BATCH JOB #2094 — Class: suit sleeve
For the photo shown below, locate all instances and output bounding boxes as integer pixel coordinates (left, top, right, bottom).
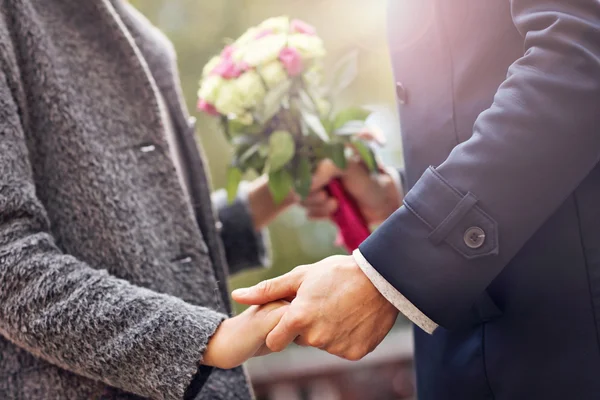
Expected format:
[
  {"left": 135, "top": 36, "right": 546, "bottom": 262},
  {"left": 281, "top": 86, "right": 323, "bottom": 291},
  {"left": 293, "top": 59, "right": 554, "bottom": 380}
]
[
  {"left": 0, "top": 70, "right": 225, "bottom": 400},
  {"left": 359, "top": 0, "right": 600, "bottom": 329}
]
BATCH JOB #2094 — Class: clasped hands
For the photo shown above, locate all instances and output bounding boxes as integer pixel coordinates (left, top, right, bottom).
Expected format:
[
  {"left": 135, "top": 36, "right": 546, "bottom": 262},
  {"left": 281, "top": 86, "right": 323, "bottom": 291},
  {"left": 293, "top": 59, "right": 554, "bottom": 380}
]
[
  {"left": 203, "top": 255, "right": 399, "bottom": 369},
  {"left": 203, "top": 158, "right": 402, "bottom": 369}
]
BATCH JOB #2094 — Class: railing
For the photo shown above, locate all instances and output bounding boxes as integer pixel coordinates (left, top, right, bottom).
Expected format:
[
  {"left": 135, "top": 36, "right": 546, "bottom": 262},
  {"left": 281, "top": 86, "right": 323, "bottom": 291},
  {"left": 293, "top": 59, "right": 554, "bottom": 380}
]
[{"left": 247, "top": 326, "right": 415, "bottom": 400}]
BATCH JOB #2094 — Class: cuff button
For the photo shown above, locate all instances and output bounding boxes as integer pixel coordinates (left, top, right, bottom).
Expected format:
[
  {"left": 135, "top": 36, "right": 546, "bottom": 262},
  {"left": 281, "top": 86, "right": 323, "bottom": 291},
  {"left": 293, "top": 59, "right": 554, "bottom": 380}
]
[{"left": 464, "top": 226, "right": 486, "bottom": 249}]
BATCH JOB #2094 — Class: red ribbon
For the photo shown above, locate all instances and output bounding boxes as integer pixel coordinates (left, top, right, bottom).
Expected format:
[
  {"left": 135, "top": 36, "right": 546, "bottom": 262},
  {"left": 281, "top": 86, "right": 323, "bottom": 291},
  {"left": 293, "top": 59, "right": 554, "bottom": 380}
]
[{"left": 325, "top": 178, "right": 371, "bottom": 253}]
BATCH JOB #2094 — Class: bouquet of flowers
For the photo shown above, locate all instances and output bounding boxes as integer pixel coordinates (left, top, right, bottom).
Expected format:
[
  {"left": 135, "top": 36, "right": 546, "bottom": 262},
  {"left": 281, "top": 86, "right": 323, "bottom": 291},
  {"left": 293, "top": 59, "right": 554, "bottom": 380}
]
[{"left": 197, "top": 16, "right": 380, "bottom": 251}]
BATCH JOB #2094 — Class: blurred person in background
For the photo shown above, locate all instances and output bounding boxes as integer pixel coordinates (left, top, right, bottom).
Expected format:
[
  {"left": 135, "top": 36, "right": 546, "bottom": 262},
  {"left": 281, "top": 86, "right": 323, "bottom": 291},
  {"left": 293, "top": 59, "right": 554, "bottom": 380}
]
[
  {"left": 0, "top": 0, "right": 339, "bottom": 399},
  {"left": 234, "top": 1, "right": 600, "bottom": 399}
]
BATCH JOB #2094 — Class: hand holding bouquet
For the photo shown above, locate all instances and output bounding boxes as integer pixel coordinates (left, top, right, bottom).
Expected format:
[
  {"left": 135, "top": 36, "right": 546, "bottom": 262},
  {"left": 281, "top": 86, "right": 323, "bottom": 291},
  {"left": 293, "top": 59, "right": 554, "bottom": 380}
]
[{"left": 198, "top": 16, "right": 382, "bottom": 251}]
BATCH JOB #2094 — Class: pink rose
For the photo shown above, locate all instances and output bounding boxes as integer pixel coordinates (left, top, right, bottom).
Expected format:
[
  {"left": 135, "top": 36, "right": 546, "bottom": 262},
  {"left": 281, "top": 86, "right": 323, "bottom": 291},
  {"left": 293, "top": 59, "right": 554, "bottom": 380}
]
[
  {"left": 279, "top": 47, "right": 303, "bottom": 77},
  {"left": 255, "top": 28, "right": 273, "bottom": 40},
  {"left": 238, "top": 61, "right": 251, "bottom": 72},
  {"left": 197, "top": 99, "right": 219, "bottom": 116},
  {"left": 211, "top": 58, "right": 242, "bottom": 79},
  {"left": 220, "top": 45, "right": 235, "bottom": 60},
  {"left": 290, "top": 19, "right": 316, "bottom": 36}
]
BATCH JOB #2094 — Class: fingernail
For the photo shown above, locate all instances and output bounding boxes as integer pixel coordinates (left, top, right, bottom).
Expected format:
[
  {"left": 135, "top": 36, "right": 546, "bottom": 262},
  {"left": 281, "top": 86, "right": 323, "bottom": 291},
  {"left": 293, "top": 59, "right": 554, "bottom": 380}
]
[{"left": 232, "top": 288, "right": 249, "bottom": 297}]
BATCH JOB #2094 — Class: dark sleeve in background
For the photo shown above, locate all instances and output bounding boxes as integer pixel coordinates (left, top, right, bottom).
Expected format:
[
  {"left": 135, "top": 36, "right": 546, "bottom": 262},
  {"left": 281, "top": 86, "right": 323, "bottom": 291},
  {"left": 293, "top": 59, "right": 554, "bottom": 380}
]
[{"left": 212, "top": 182, "right": 271, "bottom": 275}]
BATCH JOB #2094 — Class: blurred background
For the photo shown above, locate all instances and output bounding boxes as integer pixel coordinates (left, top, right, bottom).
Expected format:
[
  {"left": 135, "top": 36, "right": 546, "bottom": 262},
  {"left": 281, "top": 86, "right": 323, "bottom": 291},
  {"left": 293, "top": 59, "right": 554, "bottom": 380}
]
[{"left": 130, "top": 1, "right": 413, "bottom": 398}]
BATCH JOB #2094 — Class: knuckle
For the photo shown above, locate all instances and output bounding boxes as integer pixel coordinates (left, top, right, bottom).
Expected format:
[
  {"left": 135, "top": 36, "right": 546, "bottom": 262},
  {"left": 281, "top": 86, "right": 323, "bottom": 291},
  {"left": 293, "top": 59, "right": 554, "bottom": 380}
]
[
  {"left": 306, "top": 334, "right": 326, "bottom": 349},
  {"left": 287, "top": 316, "right": 304, "bottom": 331},
  {"left": 287, "top": 310, "right": 310, "bottom": 330},
  {"left": 343, "top": 347, "right": 367, "bottom": 361},
  {"left": 257, "top": 279, "right": 272, "bottom": 296},
  {"left": 294, "top": 264, "right": 310, "bottom": 275},
  {"left": 266, "top": 337, "right": 284, "bottom": 353}
]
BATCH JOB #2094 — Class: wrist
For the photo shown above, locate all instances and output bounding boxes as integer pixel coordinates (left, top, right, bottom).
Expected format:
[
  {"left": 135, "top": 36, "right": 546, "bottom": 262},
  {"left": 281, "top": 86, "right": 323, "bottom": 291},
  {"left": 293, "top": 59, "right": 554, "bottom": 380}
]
[
  {"left": 201, "top": 318, "right": 236, "bottom": 369},
  {"left": 248, "top": 176, "right": 296, "bottom": 230}
]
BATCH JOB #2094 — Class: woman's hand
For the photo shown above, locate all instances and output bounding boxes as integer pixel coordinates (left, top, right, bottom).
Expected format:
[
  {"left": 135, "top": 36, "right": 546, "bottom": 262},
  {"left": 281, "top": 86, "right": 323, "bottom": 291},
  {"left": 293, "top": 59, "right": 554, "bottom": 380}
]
[{"left": 201, "top": 301, "right": 290, "bottom": 369}]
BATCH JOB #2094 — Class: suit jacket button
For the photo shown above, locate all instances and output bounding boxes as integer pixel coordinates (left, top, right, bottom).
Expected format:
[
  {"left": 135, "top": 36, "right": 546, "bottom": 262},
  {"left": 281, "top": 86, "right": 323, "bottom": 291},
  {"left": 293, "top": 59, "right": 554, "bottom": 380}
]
[
  {"left": 396, "top": 82, "right": 408, "bottom": 105},
  {"left": 464, "top": 227, "right": 486, "bottom": 249}
]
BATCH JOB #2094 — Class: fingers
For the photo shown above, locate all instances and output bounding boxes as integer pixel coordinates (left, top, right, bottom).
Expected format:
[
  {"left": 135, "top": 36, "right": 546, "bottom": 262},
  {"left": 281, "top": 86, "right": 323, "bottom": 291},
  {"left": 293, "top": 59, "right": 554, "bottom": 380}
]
[
  {"left": 356, "top": 126, "right": 386, "bottom": 146},
  {"left": 254, "top": 301, "right": 290, "bottom": 337},
  {"left": 311, "top": 159, "right": 343, "bottom": 191},
  {"left": 232, "top": 266, "right": 307, "bottom": 305},
  {"left": 248, "top": 301, "right": 290, "bottom": 358},
  {"left": 301, "top": 190, "right": 338, "bottom": 220},
  {"left": 265, "top": 308, "right": 305, "bottom": 352}
]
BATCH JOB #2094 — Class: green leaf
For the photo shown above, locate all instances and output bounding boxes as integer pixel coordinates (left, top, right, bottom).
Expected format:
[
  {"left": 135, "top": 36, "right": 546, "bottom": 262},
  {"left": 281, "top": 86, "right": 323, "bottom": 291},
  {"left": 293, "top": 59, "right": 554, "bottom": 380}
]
[
  {"left": 333, "top": 107, "right": 371, "bottom": 131},
  {"left": 294, "top": 157, "right": 312, "bottom": 199},
  {"left": 334, "top": 120, "right": 367, "bottom": 136},
  {"left": 225, "top": 119, "right": 263, "bottom": 141},
  {"left": 227, "top": 118, "right": 248, "bottom": 135},
  {"left": 226, "top": 166, "right": 243, "bottom": 203},
  {"left": 268, "top": 169, "right": 294, "bottom": 205},
  {"left": 329, "top": 142, "right": 347, "bottom": 170},
  {"left": 238, "top": 143, "right": 261, "bottom": 163},
  {"left": 244, "top": 152, "right": 266, "bottom": 175},
  {"left": 301, "top": 108, "right": 330, "bottom": 143},
  {"left": 352, "top": 140, "right": 377, "bottom": 173},
  {"left": 268, "top": 130, "right": 295, "bottom": 173},
  {"left": 330, "top": 49, "right": 359, "bottom": 96},
  {"left": 321, "top": 117, "right": 334, "bottom": 134}
]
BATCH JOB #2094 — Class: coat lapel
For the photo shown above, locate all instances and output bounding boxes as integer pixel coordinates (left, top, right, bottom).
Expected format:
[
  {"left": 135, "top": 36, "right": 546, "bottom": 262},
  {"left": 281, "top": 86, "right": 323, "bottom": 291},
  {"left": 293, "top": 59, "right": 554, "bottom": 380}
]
[{"left": 110, "top": 0, "right": 233, "bottom": 312}]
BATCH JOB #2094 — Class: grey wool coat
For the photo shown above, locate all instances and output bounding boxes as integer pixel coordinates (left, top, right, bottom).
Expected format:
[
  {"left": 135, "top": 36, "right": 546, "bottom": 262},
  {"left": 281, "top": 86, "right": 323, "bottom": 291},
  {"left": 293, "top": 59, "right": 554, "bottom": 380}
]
[{"left": 0, "top": 0, "right": 266, "bottom": 399}]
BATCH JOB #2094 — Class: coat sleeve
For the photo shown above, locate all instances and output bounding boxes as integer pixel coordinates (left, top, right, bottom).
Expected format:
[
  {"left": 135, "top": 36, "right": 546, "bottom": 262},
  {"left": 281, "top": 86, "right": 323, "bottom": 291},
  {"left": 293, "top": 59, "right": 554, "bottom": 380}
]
[
  {"left": 212, "top": 183, "right": 271, "bottom": 275},
  {"left": 359, "top": 0, "right": 600, "bottom": 329},
  {"left": 0, "top": 70, "right": 224, "bottom": 400}
]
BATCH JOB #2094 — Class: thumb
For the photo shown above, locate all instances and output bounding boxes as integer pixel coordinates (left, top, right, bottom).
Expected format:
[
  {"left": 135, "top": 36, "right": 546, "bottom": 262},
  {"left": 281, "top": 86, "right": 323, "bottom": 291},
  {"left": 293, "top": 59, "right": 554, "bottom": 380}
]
[{"left": 232, "top": 266, "right": 307, "bottom": 305}]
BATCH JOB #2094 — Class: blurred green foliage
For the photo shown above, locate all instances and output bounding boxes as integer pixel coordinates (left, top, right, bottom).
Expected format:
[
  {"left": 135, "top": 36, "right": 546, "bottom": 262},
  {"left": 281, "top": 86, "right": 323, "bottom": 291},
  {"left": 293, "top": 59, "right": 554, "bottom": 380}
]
[{"left": 130, "top": 0, "right": 401, "bottom": 312}]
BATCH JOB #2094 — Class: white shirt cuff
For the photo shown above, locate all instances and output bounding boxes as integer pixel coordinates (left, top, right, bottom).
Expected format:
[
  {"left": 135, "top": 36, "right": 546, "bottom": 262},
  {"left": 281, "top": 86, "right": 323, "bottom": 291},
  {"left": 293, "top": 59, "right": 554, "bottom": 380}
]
[{"left": 353, "top": 249, "right": 438, "bottom": 334}]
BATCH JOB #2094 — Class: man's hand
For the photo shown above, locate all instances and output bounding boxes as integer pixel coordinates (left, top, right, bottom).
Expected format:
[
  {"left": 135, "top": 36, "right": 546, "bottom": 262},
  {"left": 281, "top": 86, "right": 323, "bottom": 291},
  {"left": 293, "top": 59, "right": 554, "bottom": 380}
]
[
  {"left": 202, "top": 301, "right": 289, "bottom": 369},
  {"left": 303, "top": 158, "right": 402, "bottom": 225},
  {"left": 231, "top": 255, "right": 399, "bottom": 360}
]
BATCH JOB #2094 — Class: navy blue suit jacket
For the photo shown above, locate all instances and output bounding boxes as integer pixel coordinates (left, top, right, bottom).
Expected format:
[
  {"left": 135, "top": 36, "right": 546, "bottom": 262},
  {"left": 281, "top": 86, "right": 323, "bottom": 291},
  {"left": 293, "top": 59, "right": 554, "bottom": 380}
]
[{"left": 359, "top": 0, "right": 600, "bottom": 398}]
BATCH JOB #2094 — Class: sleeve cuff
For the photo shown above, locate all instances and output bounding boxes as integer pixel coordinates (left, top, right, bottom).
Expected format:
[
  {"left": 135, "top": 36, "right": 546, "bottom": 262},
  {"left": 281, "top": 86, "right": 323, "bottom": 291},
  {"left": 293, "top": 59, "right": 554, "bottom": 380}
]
[
  {"left": 184, "top": 365, "right": 213, "bottom": 400},
  {"left": 353, "top": 248, "right": 438, "bottom": 334},
  {"left": 212, "top": 182, "right": 272, "bottom": 275}
]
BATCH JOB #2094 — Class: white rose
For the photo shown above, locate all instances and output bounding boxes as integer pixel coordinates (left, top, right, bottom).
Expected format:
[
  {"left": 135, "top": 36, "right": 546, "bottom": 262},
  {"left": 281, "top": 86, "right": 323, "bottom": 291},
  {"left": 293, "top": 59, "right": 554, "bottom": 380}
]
[
  {"left": 259, "top": 60, "right": 288, "bottom": 88},
  {"left": 303, "top": 63, "right": 325, "bottom": 87},
  {"left": 202, "top": 56, "right": 221, "bottom": 77},
  {"left": 214, "top": 81, "right": 245, "bottom": 116},
  {"left": 240, "top": 34, "right": 287, "bottom": 67},
  {"left": 288, "top": 34, "right": 326, "bottom": 59},
  {"left": 234, "top": 70, "right": 266, "bottom": 109},
  {"left": 258, "top": 16, "right": 290, "bottom": 33},
  {"left": 234, "top": 27, "right": 259, "bottom": 47},
  {"left": 198, "top": 75, "right": 224, "bottom": 104}
]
